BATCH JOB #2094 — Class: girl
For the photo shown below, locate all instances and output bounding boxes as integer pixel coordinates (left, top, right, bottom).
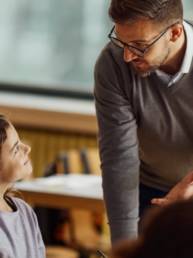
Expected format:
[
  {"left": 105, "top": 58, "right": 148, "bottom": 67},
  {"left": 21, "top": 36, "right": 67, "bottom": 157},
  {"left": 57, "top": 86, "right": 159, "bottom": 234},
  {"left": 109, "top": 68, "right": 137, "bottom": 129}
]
[{"left": 0, "top": 114, "right": 45, "bottom": 258}]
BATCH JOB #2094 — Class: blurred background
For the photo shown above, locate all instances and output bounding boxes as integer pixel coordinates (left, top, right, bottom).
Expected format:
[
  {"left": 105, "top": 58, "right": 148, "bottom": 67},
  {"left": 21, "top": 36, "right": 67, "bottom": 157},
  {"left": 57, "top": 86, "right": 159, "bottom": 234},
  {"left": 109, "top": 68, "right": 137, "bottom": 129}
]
[
  {"left": 0, "top": 0, "right": 192, "bottom": 96},
  {"left": 0, "top": 0, "right": 110, "bottom": 96}
]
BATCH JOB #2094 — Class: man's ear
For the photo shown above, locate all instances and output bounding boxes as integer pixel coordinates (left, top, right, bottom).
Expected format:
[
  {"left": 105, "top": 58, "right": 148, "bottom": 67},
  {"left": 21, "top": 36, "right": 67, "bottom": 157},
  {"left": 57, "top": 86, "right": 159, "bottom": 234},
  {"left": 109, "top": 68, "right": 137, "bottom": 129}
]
[{"left": 169, "top": 23, "right": 183, "bottom": 42}]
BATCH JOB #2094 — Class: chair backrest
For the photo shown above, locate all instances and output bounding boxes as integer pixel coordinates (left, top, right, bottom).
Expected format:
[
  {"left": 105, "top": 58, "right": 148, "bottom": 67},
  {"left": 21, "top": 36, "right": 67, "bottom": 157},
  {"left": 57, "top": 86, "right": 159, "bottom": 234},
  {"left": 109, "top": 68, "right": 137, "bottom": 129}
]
[{"left": 46, "top": 246, "right": 79, "bottom": 258}]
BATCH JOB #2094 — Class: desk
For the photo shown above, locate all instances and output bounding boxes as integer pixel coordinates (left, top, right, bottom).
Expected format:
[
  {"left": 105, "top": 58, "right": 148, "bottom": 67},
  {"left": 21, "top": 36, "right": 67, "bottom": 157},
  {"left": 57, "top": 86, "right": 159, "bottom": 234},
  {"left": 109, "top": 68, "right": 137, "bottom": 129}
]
[{"left": 16, "top": 175, "right": 104, "bottom": 212}]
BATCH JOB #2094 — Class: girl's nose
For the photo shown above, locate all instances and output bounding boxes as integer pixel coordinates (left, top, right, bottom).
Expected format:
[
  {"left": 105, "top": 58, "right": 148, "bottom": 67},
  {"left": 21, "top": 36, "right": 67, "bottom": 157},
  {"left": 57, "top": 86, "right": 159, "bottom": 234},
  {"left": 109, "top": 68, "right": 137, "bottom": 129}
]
[
  {"left": 24, "top": 144, "right": 31, "bottom": 154},
  {"left": 123, "top": 47, "right": 138, "bottom": 62}
]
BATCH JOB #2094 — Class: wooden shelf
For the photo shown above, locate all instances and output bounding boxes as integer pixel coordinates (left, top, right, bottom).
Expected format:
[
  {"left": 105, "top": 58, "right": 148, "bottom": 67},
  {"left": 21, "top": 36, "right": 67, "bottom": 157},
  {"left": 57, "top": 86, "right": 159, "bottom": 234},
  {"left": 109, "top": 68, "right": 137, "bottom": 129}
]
[{"left": 0, "top": 92, "right": 98, "bottom": 134}]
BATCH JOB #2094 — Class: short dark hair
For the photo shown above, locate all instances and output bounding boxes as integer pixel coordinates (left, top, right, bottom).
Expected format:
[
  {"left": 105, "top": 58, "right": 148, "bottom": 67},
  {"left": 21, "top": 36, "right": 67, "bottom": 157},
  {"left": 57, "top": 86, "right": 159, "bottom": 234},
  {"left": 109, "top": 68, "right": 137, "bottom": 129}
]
[
  {"left": 109, "top": 0, "right": 183, "bottom": 26},
  {"left": 141, "top": 199, "right": 193, "bottom": 258},
  {"left": 111, "top": 199, "right": 193, "bottom": 258}
]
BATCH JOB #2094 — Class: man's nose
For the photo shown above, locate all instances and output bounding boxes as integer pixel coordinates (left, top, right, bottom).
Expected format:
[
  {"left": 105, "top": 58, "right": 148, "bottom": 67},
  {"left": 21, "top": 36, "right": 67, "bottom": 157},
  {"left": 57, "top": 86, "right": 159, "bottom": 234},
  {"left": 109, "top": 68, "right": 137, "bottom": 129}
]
[{"left": 123, "top": 47, "right": 138, "bottom": 62}]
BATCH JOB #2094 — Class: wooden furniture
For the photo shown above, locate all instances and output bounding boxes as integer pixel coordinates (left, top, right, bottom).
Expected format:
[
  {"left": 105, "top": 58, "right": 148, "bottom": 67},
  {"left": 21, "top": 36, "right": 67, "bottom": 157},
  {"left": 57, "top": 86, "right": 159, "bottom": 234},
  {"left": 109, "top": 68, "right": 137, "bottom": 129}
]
[
  {"left": 46, "top": 246, "right": 79, "bottom": 258},
  {"left": 16, "top": 175, "right": 104, "bottom": 212},
  {"left": 16, "top": 174, "right": 109, "bottom": 255}
]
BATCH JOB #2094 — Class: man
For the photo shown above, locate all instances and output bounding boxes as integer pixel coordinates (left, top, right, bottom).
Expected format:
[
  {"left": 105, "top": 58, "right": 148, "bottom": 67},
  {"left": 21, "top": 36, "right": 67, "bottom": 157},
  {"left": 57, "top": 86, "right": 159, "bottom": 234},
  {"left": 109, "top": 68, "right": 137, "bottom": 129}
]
[{"left": 94, "top": 0, "right": 193, "bottom": 243}]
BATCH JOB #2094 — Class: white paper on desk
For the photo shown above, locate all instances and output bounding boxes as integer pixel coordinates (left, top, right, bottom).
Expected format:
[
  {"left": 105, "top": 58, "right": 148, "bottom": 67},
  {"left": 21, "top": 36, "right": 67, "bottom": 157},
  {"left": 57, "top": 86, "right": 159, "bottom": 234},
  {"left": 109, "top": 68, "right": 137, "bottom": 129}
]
[
  {"left": 16, "top": 175, "right": 103, "bottom": 199},
  {"left": 35, "top": 175, "right": 102, "bottom": 188}
]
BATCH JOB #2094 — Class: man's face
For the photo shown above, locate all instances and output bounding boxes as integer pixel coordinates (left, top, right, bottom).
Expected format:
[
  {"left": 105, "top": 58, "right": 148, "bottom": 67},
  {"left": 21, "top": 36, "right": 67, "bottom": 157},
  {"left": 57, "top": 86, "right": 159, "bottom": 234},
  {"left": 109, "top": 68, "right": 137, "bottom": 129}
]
[{"left": 115, "top": 20, "right": 173, "bottom": 77}]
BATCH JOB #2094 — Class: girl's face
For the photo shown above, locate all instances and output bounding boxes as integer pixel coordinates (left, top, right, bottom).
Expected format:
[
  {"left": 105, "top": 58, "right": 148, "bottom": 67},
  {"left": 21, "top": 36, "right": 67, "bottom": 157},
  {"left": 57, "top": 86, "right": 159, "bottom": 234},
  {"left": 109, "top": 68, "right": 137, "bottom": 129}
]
[{"left": 0, "top": 124, "right": 32, "bottom": 183}]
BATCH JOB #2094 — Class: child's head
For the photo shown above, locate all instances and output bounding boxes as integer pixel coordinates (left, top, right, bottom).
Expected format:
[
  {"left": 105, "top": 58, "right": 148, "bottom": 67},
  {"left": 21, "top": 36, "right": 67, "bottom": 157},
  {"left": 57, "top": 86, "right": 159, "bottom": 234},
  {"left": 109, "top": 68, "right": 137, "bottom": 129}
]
[
  {"left": 110, "top": 238, "right": 143, "bottom": 258},
  {"left": 111, "top": 199, "right": 193, "bottom": 258},
  {"left": 0, "top": 114, "right": 32, "bottom": 184},
  {"left": 141, "top": 199, "right": 193, "bottom": 258}
]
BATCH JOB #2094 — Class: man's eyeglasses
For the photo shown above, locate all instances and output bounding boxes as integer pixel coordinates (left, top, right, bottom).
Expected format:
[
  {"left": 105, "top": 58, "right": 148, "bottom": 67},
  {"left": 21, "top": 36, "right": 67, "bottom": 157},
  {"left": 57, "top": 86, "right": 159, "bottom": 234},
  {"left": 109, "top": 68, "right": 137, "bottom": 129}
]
[{"left": 108, "top": 22, "right": 179, "bottom": 57}]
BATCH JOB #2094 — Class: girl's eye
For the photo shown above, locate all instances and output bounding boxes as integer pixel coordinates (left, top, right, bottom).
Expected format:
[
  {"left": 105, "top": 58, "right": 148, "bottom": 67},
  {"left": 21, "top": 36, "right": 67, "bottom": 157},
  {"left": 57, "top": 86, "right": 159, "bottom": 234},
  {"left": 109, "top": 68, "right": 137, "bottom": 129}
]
[{"left": 14, "top": 145, "right": 20, "bottom": 154}]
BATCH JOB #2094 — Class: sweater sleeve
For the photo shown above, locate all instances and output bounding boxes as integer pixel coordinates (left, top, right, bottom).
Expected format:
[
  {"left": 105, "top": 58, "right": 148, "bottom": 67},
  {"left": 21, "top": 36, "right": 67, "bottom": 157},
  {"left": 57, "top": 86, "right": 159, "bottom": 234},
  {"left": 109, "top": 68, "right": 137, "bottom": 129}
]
[
  {"left": 94, "top": 45, "right": 140, "bottom": 244},
  {"left": 30, "top": 207, "right": 46, "bottom": 258}
]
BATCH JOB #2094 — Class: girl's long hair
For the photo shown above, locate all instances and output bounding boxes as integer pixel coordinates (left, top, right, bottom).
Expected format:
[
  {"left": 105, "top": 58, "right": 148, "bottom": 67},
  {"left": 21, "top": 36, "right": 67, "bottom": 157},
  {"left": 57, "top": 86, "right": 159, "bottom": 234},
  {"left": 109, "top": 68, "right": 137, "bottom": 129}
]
[{"left": 0, "top": 114, "right": 21, "bottom": 199}]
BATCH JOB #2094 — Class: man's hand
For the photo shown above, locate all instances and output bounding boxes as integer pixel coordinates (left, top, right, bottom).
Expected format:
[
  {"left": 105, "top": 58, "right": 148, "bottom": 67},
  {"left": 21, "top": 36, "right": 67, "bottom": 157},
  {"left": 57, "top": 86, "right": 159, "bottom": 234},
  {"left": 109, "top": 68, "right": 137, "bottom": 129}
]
[{"left": 151, "top": 171, "right": 193, "bottom": 206}]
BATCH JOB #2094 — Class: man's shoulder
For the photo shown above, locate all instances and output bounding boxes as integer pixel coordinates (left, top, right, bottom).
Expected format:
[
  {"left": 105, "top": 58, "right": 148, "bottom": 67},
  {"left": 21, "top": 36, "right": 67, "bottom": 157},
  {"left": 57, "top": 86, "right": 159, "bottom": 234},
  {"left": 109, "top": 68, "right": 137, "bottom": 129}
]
[
  {"left": 95, "top": 42, "right": 127, "bottom": 70},
  {"left": 95, "top": 42, "right": 134, "bottom": 83},
  {"left": 99, "top": 42, "right": 122, "bottom": 58}
]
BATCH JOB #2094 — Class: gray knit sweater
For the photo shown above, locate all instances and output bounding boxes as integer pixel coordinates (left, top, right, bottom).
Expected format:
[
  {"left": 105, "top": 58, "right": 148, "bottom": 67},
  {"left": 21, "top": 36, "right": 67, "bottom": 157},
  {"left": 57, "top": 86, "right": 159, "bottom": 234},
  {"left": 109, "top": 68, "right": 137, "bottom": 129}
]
[
  {"left": 0, "top": 197, "right": 45, "bottom": 258},
  {"left": 94, "top": 21, "right": 193, "bottom": 243}
]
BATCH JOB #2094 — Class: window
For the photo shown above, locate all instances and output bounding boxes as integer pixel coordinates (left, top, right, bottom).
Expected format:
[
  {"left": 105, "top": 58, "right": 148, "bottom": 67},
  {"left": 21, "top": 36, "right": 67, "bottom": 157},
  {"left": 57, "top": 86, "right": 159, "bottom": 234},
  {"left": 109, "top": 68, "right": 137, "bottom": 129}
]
[
  {"left": 0, "top": 0, "right": 192, "bottom": 98},
  {"left": 184, "top": 0, "right": 193, "bottom": 20},
  {"left": 0, "top": 0, "right": 110, "bottom": 97}
]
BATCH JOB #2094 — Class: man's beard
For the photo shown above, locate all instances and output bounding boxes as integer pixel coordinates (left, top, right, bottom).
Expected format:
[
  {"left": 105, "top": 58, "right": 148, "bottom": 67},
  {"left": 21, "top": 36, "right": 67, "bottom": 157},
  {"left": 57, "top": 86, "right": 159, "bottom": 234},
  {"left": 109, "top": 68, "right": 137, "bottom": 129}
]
[
  {"left": 131, "top": 63, "right": 159, "bottom": 77},
  {"left": 135, "top": 65, "right": 158, "bottom": 77},
  {"left": 132, "top": 48, "right": 170, "bottom": 78}
]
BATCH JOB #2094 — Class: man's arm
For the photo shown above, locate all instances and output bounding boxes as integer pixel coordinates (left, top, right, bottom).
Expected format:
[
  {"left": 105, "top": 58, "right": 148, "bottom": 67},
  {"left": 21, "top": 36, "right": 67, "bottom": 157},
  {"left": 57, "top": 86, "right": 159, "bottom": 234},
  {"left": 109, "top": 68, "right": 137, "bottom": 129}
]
[{"left": 94, "top": 45, "right": 140, "bottom": 243}]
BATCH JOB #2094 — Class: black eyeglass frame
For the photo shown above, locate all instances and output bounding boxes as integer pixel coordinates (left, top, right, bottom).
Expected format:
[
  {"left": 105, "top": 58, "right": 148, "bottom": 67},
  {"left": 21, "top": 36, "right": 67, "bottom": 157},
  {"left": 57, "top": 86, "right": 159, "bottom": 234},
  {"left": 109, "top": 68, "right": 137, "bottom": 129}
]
[{"left": 108, "top": 22, "right": 179, "bottom": 57}]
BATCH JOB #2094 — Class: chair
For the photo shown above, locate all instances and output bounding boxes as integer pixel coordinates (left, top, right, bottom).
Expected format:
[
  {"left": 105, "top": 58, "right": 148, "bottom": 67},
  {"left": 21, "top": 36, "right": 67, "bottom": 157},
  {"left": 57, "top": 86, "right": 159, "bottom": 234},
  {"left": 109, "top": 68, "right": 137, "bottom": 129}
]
[
  {"left": 46, "top": 246, "right": 78, "bottom": 258},
  {"left": 35, "top": 148, "right": 109, "bottom": 257}
]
